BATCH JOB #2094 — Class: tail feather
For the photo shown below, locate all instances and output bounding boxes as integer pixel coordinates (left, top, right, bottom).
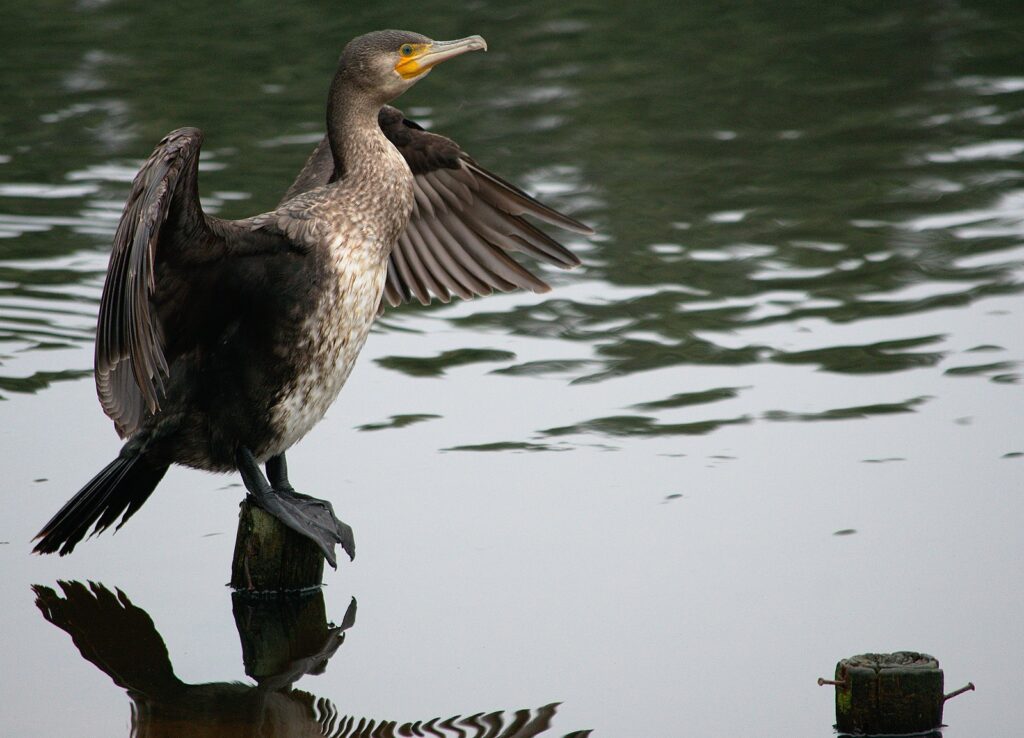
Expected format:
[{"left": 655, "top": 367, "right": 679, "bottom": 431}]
[{"left": 33, "top": 453, "right": 168, "bottom": 556}]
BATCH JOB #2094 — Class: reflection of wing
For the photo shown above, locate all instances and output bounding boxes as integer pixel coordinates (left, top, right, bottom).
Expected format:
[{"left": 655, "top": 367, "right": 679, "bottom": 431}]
[
  {"left": 311, "top": 701, "right": 587, "bottom": 738},
  {"left": 33, "top": 581, "right": 181, "bottom": 696},
  {"left": 281, "top": 106, "right": 590, "bottom": 312}
]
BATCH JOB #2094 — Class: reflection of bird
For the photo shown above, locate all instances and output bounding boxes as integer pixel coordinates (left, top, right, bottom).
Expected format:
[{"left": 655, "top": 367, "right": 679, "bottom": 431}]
[
  {"left": 33, "top": 30, "right": 589, "bottom": 566},
  {"left": 34, "top": 581, "right": 591, "bottom": 738},
  {"left": 34, "top": 581, "right": 353, "bottom": 738}
]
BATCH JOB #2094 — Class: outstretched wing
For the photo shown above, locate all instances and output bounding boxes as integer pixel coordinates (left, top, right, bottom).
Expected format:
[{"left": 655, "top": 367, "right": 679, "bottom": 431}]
[
  {"left": 95, "top": 127, "right": 217, "bottom": 437},
  {"left": 281, "top": 106, "right": 591, "bottom": 310}
]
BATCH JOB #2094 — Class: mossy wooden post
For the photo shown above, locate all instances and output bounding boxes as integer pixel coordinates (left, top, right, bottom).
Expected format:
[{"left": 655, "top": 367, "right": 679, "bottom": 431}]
[
  {"left": 230, "top": 499, "right": 324, "bottom": 592},
  {"left": 824, "top": 652, "right": 952, "bottom": 735}
]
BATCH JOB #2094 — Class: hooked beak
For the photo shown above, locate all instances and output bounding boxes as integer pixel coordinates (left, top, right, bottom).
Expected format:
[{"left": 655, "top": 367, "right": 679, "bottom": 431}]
[{"left": 395, "top": 35, "right": 488, "bottom": 80}]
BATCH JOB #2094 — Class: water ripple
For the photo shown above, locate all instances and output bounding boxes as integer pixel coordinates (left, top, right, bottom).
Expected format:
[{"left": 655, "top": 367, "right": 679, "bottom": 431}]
[
  {"left": 376, "top": 348, "right": 517, "bottom": 378},
  {"left": 763, "top": 396, "right": 930, "bottom": 422},
  {"left": 540, "top": 415, "right": 752, "bottom": 439},
  {"left": 357, "top": 413, "right": 441, "bottom": 432},
  {"left": 772, "top": 335, "right": 946, "bottom": 373},
  {"left": 3, "top": 1, "right": 1024, "bottom": 444}
]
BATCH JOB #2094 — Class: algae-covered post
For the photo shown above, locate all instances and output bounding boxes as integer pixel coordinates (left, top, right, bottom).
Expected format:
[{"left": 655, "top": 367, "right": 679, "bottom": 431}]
[
  {"left": 230, "top": 500, "right": 325, "bottom": 593},
  {"left": 819, "top": 651, "right": 974, "bottom": 735}
]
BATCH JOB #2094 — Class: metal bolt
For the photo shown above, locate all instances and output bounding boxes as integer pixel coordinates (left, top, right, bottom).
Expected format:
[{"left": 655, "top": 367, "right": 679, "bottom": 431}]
[
  {"left": 943, "top": 682, "right": 975, "bottom": 701},
  {"left": 817, "top": 678, "right": 849, "bottom": 688}
]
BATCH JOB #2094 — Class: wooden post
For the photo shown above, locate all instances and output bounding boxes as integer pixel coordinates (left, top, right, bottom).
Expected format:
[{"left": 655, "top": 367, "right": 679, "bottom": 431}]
[
  {"left": 821, "top": 651, "right": 965, "bottom": 735},
  {"left": 230, "top": 499, "right": 325, "bottom": 593}
]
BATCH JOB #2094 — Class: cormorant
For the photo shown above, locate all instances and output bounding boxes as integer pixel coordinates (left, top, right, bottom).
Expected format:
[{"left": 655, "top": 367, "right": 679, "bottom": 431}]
[{"left": 32, "top": 30, "right": 589, "bottom": 567}]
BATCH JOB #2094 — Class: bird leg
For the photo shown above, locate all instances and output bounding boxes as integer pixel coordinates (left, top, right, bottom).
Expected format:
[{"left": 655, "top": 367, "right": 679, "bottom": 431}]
[
  {"left": 266, "top": 453, "right": 297, "bottom": 495},
  {"left": 235, "top": 448, "right": 355, "bottom": 568}
]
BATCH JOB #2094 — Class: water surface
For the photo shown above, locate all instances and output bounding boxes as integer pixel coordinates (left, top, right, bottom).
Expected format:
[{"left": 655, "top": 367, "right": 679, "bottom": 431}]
[{"left": 1, "top": 1, "right": 1022, "bottom": 736}]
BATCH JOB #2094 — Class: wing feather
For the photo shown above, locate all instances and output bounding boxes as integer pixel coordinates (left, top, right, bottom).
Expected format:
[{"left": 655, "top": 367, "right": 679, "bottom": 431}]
[
  {"left": 413, "top": 171, "right": 449, "bottom": 214},
  {"left": 95, "top": 127, "right": 212, "bottom": 437},
  {"left": 422, "top": 217, "right": 494, "bottom": 295},
  {"left": 382, "top": 255, "right": 410, "bottom": 307},
  {"left": 282, "top": 106, "right": 591, "bottom": 311},
  {"left": 402, "top": 224, "right": 452, "bottom": 302},
  {"left": 389, "top": 230, "right": 430, "bottom": 305},
  {"left": 406, "top": 221, "right": 472, "bottom": 301},
  {"left": 380, "top": 109, "right": 590, "bottom": 308}
]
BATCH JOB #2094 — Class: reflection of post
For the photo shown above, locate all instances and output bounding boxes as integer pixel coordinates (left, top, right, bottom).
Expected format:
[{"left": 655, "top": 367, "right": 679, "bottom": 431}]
[
  {"left": 232, "top": 591, "right": 356, "bottom": 689},
  {"left": 230, "top": 499, "right": 324, "bottom": 592}
]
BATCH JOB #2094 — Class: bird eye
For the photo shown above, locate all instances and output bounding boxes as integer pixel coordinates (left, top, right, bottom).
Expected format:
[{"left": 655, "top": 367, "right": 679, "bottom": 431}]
[{"left": 400, "top": 44, "right": 414, "bottom": 57}]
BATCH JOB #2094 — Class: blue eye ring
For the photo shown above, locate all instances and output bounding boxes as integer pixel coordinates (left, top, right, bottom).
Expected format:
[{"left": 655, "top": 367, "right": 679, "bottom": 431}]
[{"left": 400, "top": 44, "right": 414, "bottom": 57}]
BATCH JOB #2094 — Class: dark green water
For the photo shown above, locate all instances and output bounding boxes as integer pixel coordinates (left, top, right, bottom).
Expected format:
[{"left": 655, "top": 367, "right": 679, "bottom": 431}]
[{"left": 1, "top": 2, "right": 1022, "bottom": 736}]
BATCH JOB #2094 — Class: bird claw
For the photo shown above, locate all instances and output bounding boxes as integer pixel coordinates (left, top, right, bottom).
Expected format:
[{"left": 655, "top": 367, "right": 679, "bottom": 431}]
[{"left": 250, "top": 487, "right": 356, "bottom": 568}]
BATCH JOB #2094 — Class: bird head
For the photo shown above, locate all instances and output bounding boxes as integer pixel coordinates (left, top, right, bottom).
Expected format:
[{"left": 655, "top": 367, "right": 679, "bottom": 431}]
[{"left": 338, "top": 30, "right": 487, "bottom": 104}]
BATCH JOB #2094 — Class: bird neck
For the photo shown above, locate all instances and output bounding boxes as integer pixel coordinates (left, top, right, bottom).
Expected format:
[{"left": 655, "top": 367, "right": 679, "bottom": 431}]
[{"left": 325, "top": 76, "right": 389, "bottom": 183}]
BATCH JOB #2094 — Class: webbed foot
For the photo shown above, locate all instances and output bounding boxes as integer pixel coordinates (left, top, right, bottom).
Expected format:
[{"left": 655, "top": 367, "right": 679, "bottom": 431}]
[{"left": 236, "top": 448, "right": 355, "bottom": 568}]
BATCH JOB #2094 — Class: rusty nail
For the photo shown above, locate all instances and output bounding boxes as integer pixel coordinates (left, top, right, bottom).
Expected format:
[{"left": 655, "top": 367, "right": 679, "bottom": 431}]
[
  {"left": 943, "top": 682, "right": 975, "bottom": 701},
  {"left": 817, "top": 678, "right": 848, "bottom": 688}
]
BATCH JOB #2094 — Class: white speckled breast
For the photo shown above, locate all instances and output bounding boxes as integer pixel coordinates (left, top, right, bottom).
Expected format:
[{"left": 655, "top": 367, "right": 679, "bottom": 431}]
[
  {"left": 267, "top": 241, "right": 388, "bottom": 457},
  {"left": 263, "top": 130, "right": 413, "bottom": 460}
]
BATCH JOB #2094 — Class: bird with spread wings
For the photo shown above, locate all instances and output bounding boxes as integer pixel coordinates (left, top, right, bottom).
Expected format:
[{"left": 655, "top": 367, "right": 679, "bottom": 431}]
[{"left": 33, "top": 31, "right": 589, "bottom": 569}]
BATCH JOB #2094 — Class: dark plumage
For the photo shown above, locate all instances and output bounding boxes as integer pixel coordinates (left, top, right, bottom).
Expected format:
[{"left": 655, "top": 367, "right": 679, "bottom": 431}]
[{"left": 33, "top": 30, "right": 589, "bottom": 567}]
